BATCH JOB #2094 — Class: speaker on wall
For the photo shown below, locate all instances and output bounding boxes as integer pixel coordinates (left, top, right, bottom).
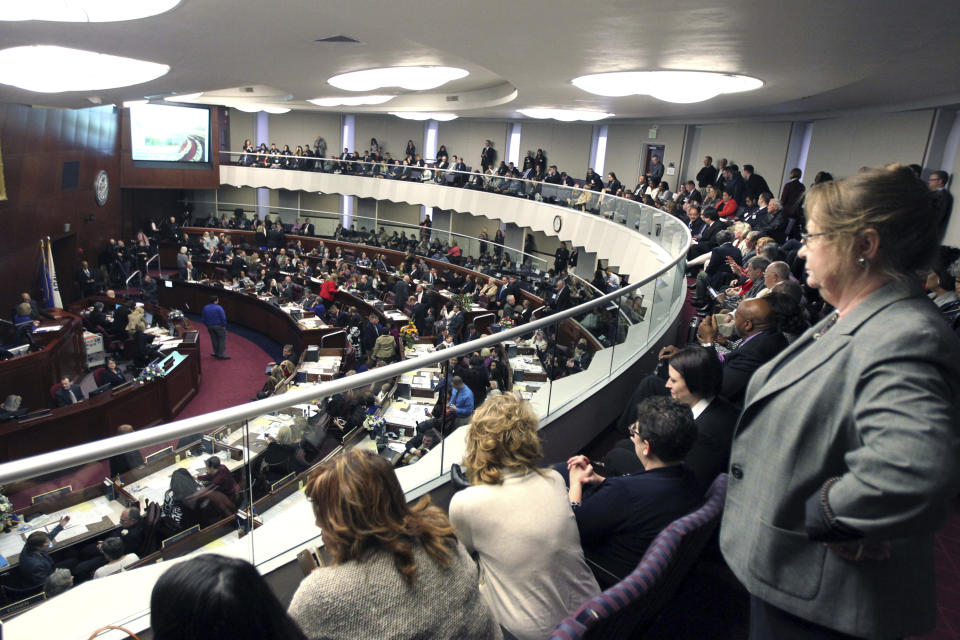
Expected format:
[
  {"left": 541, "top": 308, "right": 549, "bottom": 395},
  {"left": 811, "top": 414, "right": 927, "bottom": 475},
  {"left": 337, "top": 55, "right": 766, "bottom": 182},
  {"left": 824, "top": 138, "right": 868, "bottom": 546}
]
[{"left": 61, "top": 161, "right": 80, "bottom": 190}]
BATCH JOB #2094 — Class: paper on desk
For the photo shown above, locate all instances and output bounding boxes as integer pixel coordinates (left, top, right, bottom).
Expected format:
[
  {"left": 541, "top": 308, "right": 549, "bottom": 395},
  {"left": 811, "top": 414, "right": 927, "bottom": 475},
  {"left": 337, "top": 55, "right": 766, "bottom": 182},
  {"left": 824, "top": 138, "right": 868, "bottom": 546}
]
[
  {"left": 0, "top": 534, "right": 24, "bottom": 558},
  {"left": 53, "top": 524, "right": 89, "bottom": 542},
  {"left": 386, "top": 442, "right": 407, "bottom": 453}
]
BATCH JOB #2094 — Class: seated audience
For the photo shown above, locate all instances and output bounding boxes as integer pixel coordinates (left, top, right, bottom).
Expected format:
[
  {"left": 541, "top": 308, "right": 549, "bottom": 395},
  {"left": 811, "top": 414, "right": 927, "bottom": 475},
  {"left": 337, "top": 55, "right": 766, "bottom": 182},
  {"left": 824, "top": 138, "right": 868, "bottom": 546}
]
[
  {"left": 449, "top": 394, "right": 599, "bottom": 639},
  {"left": 563, "top": 397, "right": 702, "bottom": 587},
  {"left": 288, "top": 448, "right": 501, "bottom": 639},
  {"left": 161, "top": 468, "right": 201, "bottom": 533},
  {"left": 92, "top": 536, "right": 139, "bottom": 578},
  {"left": 151, "top": 554, "right": 308, "bottom": 640},
  {"left": 101, "top": 357, "right": 126, "bottom": 386},
  {"left": 606, "top": 346, "right": 739, "bottom": 490}
]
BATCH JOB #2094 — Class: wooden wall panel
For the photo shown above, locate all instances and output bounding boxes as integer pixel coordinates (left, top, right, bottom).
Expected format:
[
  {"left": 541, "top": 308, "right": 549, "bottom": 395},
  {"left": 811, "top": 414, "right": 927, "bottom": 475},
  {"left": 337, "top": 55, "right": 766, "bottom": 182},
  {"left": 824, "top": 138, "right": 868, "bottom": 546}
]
[{"left": 0, "top": 104, "right": 123, "bottom": 309}]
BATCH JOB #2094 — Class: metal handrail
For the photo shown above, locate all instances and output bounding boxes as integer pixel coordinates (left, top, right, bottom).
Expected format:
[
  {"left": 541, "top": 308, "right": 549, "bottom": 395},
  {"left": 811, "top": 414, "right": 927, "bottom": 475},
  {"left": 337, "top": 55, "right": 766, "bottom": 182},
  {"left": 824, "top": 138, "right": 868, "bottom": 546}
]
[
  {"left": 0, "top": 247, "right": 686, "bottom": 485},
  {"left": 125, "top": 269, "right": 142, "bottom": 288},
  {"left": 145, "top": 254, "right": 159, "bottom": 271}
]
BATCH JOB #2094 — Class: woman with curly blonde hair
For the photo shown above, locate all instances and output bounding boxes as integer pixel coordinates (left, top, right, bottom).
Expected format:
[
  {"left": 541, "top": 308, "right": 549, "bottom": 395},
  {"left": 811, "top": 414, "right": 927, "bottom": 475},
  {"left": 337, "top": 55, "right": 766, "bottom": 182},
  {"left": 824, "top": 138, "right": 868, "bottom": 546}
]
[
  {"left": 288, "top": 448, "right": 500, "bottom": 640},
  {"left": 449, "top": 394, "right": 598, "bottom": 640}
]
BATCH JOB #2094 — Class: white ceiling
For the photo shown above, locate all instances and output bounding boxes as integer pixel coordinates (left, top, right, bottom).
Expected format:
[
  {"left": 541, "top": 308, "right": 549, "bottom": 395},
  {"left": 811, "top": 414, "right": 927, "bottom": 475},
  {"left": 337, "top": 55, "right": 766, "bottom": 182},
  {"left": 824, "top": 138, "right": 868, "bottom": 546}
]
[{"left": 3, "top": 0, "right": 960, "bottom": 121}]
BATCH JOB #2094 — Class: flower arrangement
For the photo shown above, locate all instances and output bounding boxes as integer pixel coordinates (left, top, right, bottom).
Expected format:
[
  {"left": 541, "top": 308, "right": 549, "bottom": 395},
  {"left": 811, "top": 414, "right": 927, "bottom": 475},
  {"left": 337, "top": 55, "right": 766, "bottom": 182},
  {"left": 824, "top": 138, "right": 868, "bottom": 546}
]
[
  {"left": 499, "top": 317, "right": 515, "bottom": 331},
  {"left": 137, "top": 361, "right": 165, "bottom": 383},
  {"left": 0, "top": 492, "right": 18, "bottom": 532},
  {"left": 453, "top": 292, "right": 473, "bottom": 312},
  {"left": 399, "top": 320, "right": 419, "bottom": 348},
  {"left": 363, "top": 415, "right": 386, "bottom": 439}
]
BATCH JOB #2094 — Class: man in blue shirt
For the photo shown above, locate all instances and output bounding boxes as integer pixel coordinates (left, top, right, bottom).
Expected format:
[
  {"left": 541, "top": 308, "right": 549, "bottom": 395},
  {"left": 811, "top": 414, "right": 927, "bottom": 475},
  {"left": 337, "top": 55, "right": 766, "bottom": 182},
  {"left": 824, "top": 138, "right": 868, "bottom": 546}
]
[
  {"left": 201, "top": 295, "right": 229, "bottom": 359},
  {"left": 447, "top": 376, "right": 474, "bottom": 427}
]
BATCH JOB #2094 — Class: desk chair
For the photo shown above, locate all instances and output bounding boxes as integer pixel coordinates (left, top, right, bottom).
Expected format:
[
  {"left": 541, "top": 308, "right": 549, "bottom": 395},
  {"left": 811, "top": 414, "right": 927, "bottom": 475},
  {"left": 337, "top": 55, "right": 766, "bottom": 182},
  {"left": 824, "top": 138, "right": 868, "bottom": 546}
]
[
  {"left": 549, "top": 474, "right": 728, "bottom": 640},
  {"left": 92, "top": 367, "right": 107, "bottom": 387}
]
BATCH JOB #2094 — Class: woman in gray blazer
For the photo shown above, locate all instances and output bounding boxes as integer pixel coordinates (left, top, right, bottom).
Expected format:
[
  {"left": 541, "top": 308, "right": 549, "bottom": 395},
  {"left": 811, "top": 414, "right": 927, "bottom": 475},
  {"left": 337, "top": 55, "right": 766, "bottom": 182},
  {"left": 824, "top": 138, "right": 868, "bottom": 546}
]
[{"left": 720, "top": 165, "right": 960, "bottom": 639}]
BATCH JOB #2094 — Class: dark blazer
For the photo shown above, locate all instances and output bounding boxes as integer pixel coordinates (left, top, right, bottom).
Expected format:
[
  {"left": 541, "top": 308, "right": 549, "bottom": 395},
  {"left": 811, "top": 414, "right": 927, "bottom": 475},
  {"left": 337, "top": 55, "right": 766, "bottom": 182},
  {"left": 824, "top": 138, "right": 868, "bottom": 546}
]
[
  {"left": 446, "top": 311, "right": 466, "bottom": 339},
  {"left": 745, "top": 173, "right": 770, "bottom": 200},
  {"left": 685, "top": 396, "right": 740, "bottom": 490},
  {"left": 779, "top": 179, "right": 806, "bottom": 218},
  {"left": 548, "top": 286, "right": 572, "bottom": 312},
  {"left": 55, "top": 384, "right": 85, "bottom": 407},
  {"left": 19, "top": 524, "right": 63, "bottom": 586},
  {"left": 696, "top": 165, "right": 718, "bottom": 189},
  {"left": 690, "top": 221, "right": 724, "bottom": 257},
  {"left": 705, "top": 243, "right": 742, "bottom": 289},
  {"left": 717, "top": 329, "right": 788, "bottom": 404},
  {"left": 742, "top": 206, "right": 768, "bottom": 229},
  {"left": 393, "top": 280, "right": 410, "bottom": 305},
  {"left": 687, "top": 217, "right": 706, "bottom": 239},
  {"left": 360, "top": 320, "right": 382, "bottom": 352}
]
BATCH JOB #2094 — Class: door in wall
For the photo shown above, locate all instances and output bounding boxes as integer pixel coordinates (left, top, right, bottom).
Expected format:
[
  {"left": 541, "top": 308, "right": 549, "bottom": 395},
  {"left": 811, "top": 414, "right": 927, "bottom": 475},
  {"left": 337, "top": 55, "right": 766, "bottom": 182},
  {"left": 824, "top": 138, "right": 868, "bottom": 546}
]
[{"left": 640, "top": 144, "right": 665, "bottom": 182}]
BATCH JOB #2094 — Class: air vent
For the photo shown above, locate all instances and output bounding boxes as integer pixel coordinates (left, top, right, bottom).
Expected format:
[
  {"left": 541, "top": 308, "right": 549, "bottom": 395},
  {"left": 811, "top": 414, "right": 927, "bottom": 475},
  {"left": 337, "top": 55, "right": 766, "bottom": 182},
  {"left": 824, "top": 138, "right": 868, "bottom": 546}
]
[
  {"left": 315, "top": 35, "right": 361, "bottom": 44},
  {"left": 241, "top": 87, "right": 254, "bottom": 93},
  {"left": 445, "top": 95, "right": 459, "bottom": 102}
]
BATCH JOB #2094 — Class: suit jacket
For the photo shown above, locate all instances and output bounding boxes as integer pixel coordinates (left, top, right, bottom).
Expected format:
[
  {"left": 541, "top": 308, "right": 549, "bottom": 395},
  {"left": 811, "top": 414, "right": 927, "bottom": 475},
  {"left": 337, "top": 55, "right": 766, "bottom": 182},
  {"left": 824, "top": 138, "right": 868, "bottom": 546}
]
[
  {"left": 717, "top": 329, "right": 787, "bottom": 404},
  {"left": 745, "top": 173, "right": 770, "bottom": 200},
  {"left": 721, "top": 281, "right": 960, "bottom": 638},
  {"left": 741, "top": 206, "right": 768, "bottom": 229},
  {"left": 685, "top": 397, "right": 740, "bottom": 491},
  {"left": 696, "top": 165, "right": 718, "bottom": 188},
  {"left": 548, "top": 286, "right": 572, "bottom": 312},
  {"left": 687, "top": 217, "right": 706, "bottom": 239},
  {"left": 705, "top": 243, "right": 742, "bottom": 289},
  {"left": 690, "top": 221, "right": 723, "bottom": 256},
  {"left": 55, "top": 384, "right": 85, "bottom": 407},
  {"left": 393, "top": 280, "right": 410, "bottom": 305},
  {"left": 779, "top": 179, "right": 806, "bottom": 218}
]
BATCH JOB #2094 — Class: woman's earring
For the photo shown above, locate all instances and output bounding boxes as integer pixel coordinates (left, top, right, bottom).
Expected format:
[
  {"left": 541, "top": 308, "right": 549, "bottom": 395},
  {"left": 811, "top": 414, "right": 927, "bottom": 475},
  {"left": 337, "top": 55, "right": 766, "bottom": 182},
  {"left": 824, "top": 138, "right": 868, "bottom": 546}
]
[{"left": 857, "top": 256, "right": 868, "bottom": 268}]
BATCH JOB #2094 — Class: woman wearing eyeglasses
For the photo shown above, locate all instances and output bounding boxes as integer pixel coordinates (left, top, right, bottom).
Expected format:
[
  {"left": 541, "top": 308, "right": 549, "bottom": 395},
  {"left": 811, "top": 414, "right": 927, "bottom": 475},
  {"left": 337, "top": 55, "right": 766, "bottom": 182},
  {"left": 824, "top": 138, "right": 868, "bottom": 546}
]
[{"left": 720, "top": 165, "right": 960, "bottom": 639}]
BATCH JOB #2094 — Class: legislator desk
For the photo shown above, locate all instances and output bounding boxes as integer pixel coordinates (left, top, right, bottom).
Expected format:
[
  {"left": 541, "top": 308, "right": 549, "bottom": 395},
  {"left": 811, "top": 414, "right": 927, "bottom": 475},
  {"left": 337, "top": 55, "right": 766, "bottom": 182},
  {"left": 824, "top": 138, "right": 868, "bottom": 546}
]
[
  {"left": 157, "top": 279, "right": 347, "bottom": 353},
  {"left": 0, "top": 311, "right": 85, "bottom": 412},
  {"left": 0, "top": 331, "right": 201, "bottom": 463}
]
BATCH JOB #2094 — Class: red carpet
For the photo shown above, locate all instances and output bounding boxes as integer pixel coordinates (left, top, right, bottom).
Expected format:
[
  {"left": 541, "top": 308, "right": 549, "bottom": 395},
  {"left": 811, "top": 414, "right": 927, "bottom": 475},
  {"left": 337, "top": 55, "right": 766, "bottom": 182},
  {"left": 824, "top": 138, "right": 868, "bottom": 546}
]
[{"left": 8, "top": 325, "right": 273, "bottom": 509}]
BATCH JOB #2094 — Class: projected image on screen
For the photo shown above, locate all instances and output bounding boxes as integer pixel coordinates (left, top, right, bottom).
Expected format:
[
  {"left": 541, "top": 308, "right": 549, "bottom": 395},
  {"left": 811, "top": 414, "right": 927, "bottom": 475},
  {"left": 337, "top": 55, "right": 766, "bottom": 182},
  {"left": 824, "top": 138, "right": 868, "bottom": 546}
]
[{"left": 130, "top": 104, "right": 210, "bottom": 163}]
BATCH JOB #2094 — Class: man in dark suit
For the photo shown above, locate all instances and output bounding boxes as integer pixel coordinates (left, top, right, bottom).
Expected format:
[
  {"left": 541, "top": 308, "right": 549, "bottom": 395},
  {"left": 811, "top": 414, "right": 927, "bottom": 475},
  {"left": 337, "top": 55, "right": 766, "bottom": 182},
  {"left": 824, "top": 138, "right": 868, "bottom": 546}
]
[
  {"left": 76, "top": 260, "right": 97, "bottom": 297},
  {"left": 759, "top": 197, "right": 788, "bottom": 244},
  {"left": 929, "top": 170, "right": 953, "bottom": 238},
  {"left": 686, "top": 204, "right": 707, "bottom": 239},
  {"left": 696, "top": 156, "right": 718, "bottom": 189},
  {"left": 679, "top": 180, "right": 702, "bottom": 206},
  {"left": 648, "top": 154, "right": 665, "bottom": 186},
  {"left": 411, "top": 299, "right": 429, "bottom": 336},
  {"left": 266, "top": 224, "right": 285, "bottom": 250},
  {"left": 692, "top": 230, "right": 741, "bottom": 307},
  {"left": 742, "top": 193, "right": 769, "bottom": 228},
  {"left": 714, "top": 158, "right": 728, "bottom": 193},
  {"left": 742, "top": 164, "right": 771, "bottom": 201},
  {"left": 480, "top": 140, "right": 496, "bottom": 171},
  {"left": 688, "top": 207, "right": 724, "bottom": 258},
  {"left": 554, "top": 245, "right": 570, "bottom": 274},
  {"left": 779, "top": 167, "right": 806, "bottom": 221},
  {"left": 446, "top": 304, "right": 466, "bottom": 341},
  {"left": 498, "top": 275, "right": 521, "bottom": 309},
  {"left": 360, "top": 314, "right": 382, "bottom": 354},
  {"left": 15, "top": 292, "right": 54, "bottom": 321},
  {"left": 54, "top": 376, "right": 85, "bottom": 407},
  {"left": 302, "top": 220, "right": 315, "bottom": 237},
  {"left": 393, "top": 275, "right": 411, "bottom": 307},
  {"left": 547, "top": 278, "right": 572, "bottom": 312},
  {"left": 723, "top": 165, "right": 746, "bottom": 206},
  {"left": 88, "top": 301, "right": 110, "bottom": 331},
  {"left": 698, "top": 298, "right": 788, "bottom": 405}
]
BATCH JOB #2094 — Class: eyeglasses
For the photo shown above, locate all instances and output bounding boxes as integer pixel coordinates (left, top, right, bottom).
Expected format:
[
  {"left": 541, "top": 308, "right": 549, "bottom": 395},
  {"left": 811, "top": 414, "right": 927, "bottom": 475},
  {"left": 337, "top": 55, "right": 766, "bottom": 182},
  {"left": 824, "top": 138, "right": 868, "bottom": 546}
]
[
  {"left": 628, "top": 423, "right": 640, "bottom": 437},
  {"left": 800, "top": 231, "right": 830, "bottom": 246}
]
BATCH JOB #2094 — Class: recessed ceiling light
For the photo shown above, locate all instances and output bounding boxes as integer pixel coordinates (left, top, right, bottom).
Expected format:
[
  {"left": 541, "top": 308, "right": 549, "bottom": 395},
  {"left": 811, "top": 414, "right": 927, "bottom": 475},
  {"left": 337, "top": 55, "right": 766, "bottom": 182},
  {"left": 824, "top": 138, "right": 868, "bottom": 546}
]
[
  {"left": 572, "top": 71, "right": 763, "bottom": 104},
  {"left": 261, "top": 106, "right": 290, "bottom": 114},
  {"left": 329, "top": 66, "right": 468, "bottom": 92},
  {"left": 517, "top": 108, "right": 613, "bottom": 122},
  {"left": 0, "top": 46, "right": 169, "bottom": 93},
  {"left": 0, "top": 0, "right": 181, "bottom": 22},
  {"left": 389, "top": 112, "right": 458, "bottom": 122},
  {"left": 308, "top": 95, "right": 395, "bottom": 107}
]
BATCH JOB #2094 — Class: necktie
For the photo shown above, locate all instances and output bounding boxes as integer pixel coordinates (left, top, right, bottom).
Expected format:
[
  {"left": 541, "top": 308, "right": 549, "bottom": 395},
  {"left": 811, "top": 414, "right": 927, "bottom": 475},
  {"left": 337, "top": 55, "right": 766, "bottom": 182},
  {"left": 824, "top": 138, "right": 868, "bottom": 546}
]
[{"left": 68, "top": 389, "right": 77, "bottom": 404}]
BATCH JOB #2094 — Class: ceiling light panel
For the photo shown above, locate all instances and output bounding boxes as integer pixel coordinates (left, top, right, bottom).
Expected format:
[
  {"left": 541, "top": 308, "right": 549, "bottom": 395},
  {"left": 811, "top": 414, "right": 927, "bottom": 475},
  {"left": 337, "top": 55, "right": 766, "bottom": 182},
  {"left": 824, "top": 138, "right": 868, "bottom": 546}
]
[
  {"left": 390, "top": 112, "right": 458, "bottom": 121},
  {"left": 0, "top": 46, "right": 169, "bottom": 93},
  {"left": 329, "top": 66, "right": 468, "bottom": 92},
  {"left": 572, "top": 71, "right": 763, "bottom": 104},
  {"left": 0, "top": 0, "right": 181, "bottom": 22},
  {"left": 517, "top": 108, "right": 613, "bottom": 122},
  {"left": 308, "top": 95, "right": 395, "bottom": 107}
]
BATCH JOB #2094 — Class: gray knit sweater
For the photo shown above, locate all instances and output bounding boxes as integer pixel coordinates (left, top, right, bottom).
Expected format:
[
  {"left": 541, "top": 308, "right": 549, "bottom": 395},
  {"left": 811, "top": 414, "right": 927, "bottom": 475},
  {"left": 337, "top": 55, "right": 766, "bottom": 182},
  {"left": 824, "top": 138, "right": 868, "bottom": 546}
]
[{"left": 288, "top": 540, "right": 503, "bottom": 640}]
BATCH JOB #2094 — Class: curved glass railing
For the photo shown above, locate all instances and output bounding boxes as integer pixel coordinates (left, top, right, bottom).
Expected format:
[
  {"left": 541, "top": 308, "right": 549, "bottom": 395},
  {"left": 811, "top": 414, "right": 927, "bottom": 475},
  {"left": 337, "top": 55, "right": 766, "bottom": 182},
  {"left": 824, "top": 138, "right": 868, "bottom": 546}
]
[{"left": 0, "top": 153, "right": 690, "bottom": 636}]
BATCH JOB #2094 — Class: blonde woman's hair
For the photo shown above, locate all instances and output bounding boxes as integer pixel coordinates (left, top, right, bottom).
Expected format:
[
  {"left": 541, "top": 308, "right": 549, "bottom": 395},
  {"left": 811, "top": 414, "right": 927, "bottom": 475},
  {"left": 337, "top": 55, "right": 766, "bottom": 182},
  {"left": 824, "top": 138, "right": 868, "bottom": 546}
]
[
  {"left": 804, "top": 164, "right": 939, "bottom": 281},
  {"left": 463, "top": 393, "right": 544, "bottom": 485}
]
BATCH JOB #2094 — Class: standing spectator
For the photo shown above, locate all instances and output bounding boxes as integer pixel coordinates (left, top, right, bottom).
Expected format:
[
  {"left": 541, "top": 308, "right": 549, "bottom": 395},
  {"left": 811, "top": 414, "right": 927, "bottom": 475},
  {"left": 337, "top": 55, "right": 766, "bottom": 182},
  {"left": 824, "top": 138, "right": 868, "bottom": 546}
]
[
  {"left": 929, "top": 169, "right": 953, "bottom": 237},
  {"left": 742, "top": 164, "right": 770, "bottom": 200},
  {"left": 449, "top": 394, "right": 599, "bottom": 639},
  {"left": 780, "top": 167, "right": 806, "bottom": 221},
  {"left": 201, "top": 295, "right": 229, "bottom": 359},
  {"left": 696, "top": 155, "right": 718, "bottom": 189}
]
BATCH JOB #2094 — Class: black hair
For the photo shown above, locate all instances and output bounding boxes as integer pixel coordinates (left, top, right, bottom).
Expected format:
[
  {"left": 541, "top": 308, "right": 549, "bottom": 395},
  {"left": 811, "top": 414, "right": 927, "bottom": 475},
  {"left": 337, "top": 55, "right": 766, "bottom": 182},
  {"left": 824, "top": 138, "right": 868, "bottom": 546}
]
[
  {"left": 743, "top": 164, "right": 755, "bottom": 173},
  {"left": 668, "top": 345, "right": 723, "bottom": 397},
  {"left": 634, "top": 396, "right": 697, "bottom": 464},
  {"left": 26, "top": 531, "right": 49, "bottom": 551},
  {"left": 205, "top": 456, "right": 221, "bottom": 469},
  {"left": 766, "top": 290, "right": 810, "bottom": 336},
  {"left": 150, "top": 554, "right": 308, "bottom": 640},
  {"left": 101, "top": 536, "right": 124, "bottom": 561},
  {"left": 210, "top": 295, "right": 219, "bottom": 303},
  {"left": 701, "top": 207, "right": 718, "bottom": 221}
]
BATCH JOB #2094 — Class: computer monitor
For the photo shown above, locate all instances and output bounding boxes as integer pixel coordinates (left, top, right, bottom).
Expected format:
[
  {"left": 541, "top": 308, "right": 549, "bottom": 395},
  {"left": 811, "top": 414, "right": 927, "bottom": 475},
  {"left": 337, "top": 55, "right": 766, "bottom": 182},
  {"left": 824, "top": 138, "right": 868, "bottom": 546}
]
[
  {"left": 144, "top": 311, "right": 154, "bottom": 326},
  {"left": 88, "top": 383, "right": 113, "bottom": 398}
]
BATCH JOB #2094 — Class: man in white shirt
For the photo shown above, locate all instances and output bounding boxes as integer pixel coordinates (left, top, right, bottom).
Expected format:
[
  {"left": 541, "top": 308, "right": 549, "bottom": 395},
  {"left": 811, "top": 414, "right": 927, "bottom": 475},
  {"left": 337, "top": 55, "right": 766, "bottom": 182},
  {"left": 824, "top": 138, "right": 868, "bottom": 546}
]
[{"left": 92, "top": 537, "right": 138, "bottom": 579}]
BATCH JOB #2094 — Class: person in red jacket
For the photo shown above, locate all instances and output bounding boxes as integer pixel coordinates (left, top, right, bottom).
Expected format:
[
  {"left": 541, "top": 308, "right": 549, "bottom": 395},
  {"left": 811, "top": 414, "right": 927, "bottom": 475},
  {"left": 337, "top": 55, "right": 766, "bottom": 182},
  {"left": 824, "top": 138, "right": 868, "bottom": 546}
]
[
  {"left": 717, "top": 190, "right": 739, "bottom": 219},
  {"left": 319, "top": 276, "right": 339, "bottom": 304},
  {"left": 197, "top": 456, "right": 239, "bottom": 501}
]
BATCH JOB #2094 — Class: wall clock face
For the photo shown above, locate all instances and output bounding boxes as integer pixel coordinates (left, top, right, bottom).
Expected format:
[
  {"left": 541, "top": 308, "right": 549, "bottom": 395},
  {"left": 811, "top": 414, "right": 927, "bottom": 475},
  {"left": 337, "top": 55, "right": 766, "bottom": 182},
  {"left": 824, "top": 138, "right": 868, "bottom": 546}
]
[
  {"left": 553, "top": 215, "right": 562, "bottom": 232},
  {"left": 94, "top": 170, "right": 109, "bottom": 206}
]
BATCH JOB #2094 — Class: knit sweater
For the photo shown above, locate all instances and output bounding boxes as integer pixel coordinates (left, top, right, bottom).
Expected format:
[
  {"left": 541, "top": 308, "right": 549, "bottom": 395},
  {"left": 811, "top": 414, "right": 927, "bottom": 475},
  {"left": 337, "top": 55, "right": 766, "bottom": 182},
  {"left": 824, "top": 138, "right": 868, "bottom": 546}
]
[{"left": 288, "top": 541, "right": 502, "bottom": 640}]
